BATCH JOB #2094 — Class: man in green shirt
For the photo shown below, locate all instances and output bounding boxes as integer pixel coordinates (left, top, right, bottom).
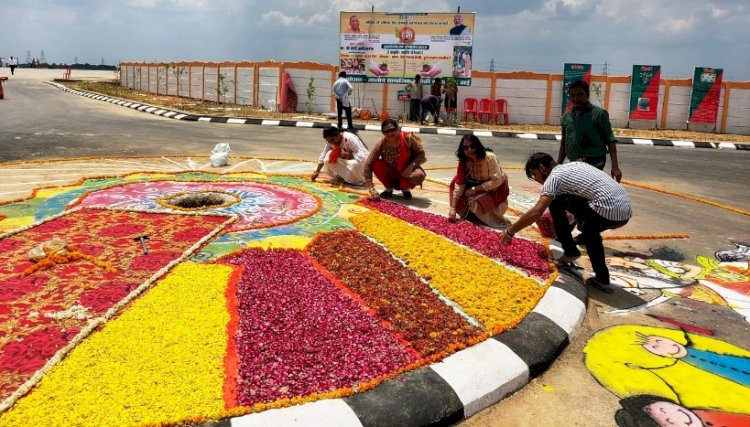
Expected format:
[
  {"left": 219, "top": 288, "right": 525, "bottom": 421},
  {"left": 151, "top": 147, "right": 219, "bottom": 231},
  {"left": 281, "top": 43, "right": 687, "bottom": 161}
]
[{"left": 558, "top": 80, "right": 622, "bottom": 182}]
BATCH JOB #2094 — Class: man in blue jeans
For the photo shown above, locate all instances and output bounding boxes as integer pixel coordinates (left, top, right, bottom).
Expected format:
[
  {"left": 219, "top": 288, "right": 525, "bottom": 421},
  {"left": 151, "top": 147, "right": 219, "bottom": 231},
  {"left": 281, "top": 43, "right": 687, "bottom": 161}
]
[{"left": 500, "top": 152, "right": 632, "bottom": 293}]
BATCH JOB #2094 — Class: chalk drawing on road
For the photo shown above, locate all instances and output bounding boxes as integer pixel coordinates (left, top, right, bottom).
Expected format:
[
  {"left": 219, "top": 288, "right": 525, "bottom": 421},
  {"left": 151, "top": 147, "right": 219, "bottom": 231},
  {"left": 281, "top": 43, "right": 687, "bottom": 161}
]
[
  {"left": 584, "top": 325, "right": 750, "bottom": 419},
  {"left": 615, "top": 394, "right": 750, "bottom": 427},
  {"left": 605, "top": 244, "right": 750, "bottom": 322}
]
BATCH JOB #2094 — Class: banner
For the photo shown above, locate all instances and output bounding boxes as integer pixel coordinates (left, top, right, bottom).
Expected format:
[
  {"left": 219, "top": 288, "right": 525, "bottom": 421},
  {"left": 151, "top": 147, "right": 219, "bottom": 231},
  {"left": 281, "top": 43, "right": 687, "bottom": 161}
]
[
  {"left": 689, "top": 67, "right": 723, "bottom": 124},
  {"left": 561, "top": 63, "right": 591, "bottom": 114},
  {"left": 339, "top": 11, "right": 475, "bottom": 85},
  {"left": 629, "top": 65, "right": 661, "bottom": 121}
]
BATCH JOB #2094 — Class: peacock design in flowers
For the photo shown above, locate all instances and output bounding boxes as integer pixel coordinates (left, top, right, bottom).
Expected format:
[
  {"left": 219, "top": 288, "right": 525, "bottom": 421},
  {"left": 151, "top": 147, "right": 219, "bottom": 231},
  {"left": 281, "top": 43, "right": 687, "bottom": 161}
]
[{"left": 0, "top": 171, "right": 554, "bottom": 426}]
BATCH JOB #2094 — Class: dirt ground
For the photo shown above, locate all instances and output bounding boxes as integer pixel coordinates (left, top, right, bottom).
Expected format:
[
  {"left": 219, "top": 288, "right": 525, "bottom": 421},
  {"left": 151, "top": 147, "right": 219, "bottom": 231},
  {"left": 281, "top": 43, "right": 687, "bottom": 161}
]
[{"left": 64, "top": 80, "right": 750, "bottom": 145}]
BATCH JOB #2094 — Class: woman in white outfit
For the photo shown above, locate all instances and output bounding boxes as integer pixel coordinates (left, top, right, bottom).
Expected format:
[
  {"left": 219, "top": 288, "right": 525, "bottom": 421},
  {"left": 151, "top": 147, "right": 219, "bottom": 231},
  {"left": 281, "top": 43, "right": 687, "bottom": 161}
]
[{"left": 311, "top": 127, "right": 369, "bottom": 186}]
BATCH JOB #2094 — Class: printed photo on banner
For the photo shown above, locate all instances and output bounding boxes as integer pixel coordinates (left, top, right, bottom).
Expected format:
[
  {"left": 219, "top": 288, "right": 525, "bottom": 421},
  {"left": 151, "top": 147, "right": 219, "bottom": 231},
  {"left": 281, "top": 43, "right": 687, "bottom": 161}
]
[{"left": 452, "top": 47, "right": 472, "bottom": 77}]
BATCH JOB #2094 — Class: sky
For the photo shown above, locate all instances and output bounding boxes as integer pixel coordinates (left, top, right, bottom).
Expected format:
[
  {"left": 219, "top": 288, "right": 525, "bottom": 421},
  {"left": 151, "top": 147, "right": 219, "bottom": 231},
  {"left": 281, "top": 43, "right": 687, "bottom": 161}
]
[{"left": 1, "top": 0, "right": 749, "bottom": 80}]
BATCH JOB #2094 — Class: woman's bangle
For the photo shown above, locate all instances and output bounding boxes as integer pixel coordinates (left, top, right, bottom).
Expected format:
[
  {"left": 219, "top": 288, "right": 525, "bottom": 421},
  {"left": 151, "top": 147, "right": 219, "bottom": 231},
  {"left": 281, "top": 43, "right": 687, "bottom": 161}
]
[{"left": 505, "top": 229, "right": 515, "bottom": 237}]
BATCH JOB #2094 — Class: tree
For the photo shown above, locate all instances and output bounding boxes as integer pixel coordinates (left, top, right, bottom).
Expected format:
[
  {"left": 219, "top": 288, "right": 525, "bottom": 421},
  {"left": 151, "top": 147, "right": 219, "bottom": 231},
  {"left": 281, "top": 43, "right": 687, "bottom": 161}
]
[{"left": 305, "top": 76, "right": 316, "bottom": 115}]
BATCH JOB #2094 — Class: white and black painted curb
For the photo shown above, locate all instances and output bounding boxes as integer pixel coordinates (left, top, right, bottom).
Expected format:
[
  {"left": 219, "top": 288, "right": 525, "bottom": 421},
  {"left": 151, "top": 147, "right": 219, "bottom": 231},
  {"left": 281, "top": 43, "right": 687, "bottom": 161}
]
[
  {"left": 194, "top": 277, "right": 587, "bottom": 427},
  {"left": 50, "top": 83, "right": 749, "bottom": 152}
]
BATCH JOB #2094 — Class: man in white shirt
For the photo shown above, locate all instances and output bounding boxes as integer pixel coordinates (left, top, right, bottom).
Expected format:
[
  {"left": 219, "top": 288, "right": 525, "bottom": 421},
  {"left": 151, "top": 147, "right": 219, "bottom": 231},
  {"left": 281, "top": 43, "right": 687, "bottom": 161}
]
[
  {"left": 332, "top": 71, "right": 354, "bottom": 130},
  {"left": 311, "top": 127, "right": 369, "bottom": 186},
  {"left": 500, "top": 152, "right": 632, "bottom": 293},
  {"left": 9, "top": 56, "right": 19, "bottom": 75}
]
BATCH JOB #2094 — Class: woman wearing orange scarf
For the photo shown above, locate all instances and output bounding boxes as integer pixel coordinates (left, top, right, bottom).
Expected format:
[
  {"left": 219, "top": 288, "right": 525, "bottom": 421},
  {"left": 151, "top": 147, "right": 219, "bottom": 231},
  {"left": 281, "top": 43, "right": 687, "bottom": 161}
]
[
  {"left": 364, "top": 119, "right": 427, "bottom": 200},
  {"left": 311, "top": 127, "right": 369, "bottom": 185},
  {"left": 448, "top": 135, "right": 510, "bottom": 228}
]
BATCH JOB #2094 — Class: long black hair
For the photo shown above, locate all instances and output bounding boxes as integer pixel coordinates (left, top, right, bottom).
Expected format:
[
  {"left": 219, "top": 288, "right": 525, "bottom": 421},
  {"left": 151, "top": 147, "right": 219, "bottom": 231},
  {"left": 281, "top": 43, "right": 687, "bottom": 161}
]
[{"left": 455, "top": 134, "right": 489, "bottom": 162}]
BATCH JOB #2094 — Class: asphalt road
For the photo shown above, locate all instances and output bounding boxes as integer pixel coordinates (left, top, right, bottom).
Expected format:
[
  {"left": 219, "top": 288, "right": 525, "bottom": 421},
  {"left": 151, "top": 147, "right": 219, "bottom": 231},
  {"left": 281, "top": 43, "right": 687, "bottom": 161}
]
[{"left": 2, "top": 77, "right": 748, "bottom": 260}]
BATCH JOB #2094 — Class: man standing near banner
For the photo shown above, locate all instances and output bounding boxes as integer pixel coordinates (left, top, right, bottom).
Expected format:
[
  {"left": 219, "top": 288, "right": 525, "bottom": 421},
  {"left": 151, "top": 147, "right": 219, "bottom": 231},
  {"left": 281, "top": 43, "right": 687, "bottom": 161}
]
[
  {"left": 558, "top": 80, "right": 622, "bottom": 182},
  {"left": 332, "top": 71, "right": 354, "bottom": 130},
  {"left": 405, "top": 74, "right": 423, "bottom": 122}
]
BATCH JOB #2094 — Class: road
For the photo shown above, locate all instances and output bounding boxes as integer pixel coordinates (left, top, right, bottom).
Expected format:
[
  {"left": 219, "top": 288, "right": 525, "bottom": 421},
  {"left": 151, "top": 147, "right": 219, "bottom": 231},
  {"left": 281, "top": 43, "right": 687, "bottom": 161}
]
[
  {"left": 1, "top": 73, "right": 749, "bottom": 426},
  {"left": 2, "top": 76, "right": 747, "bottom": 259}
]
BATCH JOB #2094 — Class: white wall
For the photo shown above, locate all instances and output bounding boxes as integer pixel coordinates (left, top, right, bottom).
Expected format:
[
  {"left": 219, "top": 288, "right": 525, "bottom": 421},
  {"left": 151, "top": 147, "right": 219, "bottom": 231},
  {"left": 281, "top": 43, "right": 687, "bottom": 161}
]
[
  {"left": 725, "top": 88, "right": 750, "bottom": 135},
  {"left": 286, "top": 68, "right": 332, "bottom": 114},
  {"left": 118, "top": 62, "right": 750, "bottom": 134},
  {"left": 496, "top": 78, "right": 547, "bottom": 125},
  {"left": 236, "top": 67, "right": 254, "bottom": 106}
]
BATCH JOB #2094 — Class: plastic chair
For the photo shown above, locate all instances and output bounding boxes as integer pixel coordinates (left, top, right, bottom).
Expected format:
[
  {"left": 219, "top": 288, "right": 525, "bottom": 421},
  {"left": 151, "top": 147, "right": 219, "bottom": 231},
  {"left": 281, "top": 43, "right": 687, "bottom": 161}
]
[
  {"left": 478, "top": 98, "right": 494, "bottom": 123},
  {"left": 63, "top": 68, "right": 72, "bottom": 80},
  {"left": 493, "top": 98, "right": 509, "bottom": 125},
  {"left": 463, "top": 97, "right": 478, "bottom": 123}
]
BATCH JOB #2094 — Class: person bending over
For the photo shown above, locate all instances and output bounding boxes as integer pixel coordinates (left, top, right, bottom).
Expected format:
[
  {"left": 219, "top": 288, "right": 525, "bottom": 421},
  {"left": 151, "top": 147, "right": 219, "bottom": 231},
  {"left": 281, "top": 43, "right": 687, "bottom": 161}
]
[{"left": 500, "top": 152, "right": 632, "bottom": 293}]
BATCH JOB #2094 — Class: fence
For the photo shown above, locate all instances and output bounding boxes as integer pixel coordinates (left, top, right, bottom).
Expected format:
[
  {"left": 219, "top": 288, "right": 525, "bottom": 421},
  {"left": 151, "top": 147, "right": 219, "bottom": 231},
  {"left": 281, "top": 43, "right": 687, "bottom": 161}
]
[{"left": 120, "top": 61, "right": 750, "bottom": 135}]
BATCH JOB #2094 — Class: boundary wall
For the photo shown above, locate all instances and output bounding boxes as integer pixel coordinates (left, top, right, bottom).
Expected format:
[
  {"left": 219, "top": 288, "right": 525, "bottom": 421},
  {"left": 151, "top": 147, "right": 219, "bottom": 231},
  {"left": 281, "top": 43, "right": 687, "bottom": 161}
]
[{"left": 119, "top": 61, "right": 750, "bottom": 135}]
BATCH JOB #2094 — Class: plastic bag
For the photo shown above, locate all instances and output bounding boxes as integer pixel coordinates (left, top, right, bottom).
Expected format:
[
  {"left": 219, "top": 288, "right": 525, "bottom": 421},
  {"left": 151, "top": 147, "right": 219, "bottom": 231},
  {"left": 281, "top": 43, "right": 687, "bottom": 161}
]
[
  {"left": 29, "top": 237, "right": 67, "bottom": 262},
  {"left": 210, "top": 143, "right": 230, "bottom": 167}
]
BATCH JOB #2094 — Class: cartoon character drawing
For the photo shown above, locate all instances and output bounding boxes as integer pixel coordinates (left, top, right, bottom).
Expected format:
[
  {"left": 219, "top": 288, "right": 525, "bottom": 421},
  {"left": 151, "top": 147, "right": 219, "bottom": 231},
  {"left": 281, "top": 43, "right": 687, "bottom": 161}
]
[
  {"left": 584, "top": 325, "right": 750, "bottom": 415},
  {"left": 639, "top": 333, "right": 750, "bottom": 387},
  {"left": 616, "top": 395, "right": 750, "bottom": 427},
  {"left": 604, "top": 248, "right": 750, "bottom": 322},
  {"left": 716, "top": 243, "right": 750, "bottom": 263}
]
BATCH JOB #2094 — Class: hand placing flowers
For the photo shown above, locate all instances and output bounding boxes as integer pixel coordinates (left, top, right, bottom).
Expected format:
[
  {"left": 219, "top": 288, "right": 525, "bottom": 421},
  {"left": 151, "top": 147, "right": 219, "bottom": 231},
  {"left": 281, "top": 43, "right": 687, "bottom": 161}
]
[
  {"left": 499, "top": 229, "right": 513, "bottom": 245},
  {"left": 368, "top": 187, "right": 380, "bottom": 200}
]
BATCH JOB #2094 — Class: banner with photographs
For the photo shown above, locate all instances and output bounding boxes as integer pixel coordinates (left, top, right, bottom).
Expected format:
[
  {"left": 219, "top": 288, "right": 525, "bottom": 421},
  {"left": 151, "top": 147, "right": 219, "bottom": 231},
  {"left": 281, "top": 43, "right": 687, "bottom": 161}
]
[
  {"left": 561, "top": 63, "right": 592, "bottom": 115},
  {"left": 629, "top": 65, "right": 661, "bottom": 121},
  {"left": 689, "top": 67, "right": 723, "bottom": 124},
  {"left": 339, "top": 11, "right": 475, "bottom": 85}
]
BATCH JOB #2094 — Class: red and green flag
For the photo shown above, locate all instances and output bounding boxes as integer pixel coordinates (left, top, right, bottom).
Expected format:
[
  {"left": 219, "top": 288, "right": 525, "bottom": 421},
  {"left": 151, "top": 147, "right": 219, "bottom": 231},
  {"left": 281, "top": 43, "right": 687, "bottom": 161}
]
[
  {"left": 689, "top": 67, "right": 723, "bottom": 124},
  {"left": 629, "top": 65, "right": 661, "bottom": 121},
  {"left": 561, "top": 63, "right": 591, "bottom": 115}
]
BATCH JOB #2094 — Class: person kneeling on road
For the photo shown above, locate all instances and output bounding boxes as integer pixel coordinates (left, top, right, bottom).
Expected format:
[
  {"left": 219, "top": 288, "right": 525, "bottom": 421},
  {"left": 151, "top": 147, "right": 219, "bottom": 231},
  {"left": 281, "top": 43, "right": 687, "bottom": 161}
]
[
  {"left": 499, "top": 152, "right": 632, "bottom": 293},
  {"left": 311, "top": 127, "right": 369, "bottom": 186},
  {"left": 364, "top": 118, "right": 426, "bottom": 201}
]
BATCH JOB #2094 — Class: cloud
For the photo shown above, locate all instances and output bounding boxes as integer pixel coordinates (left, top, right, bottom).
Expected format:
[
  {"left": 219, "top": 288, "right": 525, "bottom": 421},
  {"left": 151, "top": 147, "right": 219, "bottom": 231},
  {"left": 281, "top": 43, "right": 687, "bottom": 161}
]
[
  {"left": 126, "top": 0, "right": 207, "bottom": 9},
  {"left": 662, "top": 17, "right": 695, "bottom": 33},
  {"left": 260, "top": 10, "right": 308, "bottom": 27},
  {"left": 1, "top": 0, "right": 748, "bottom": 79},
  {"left": 707, "top": 4, "right": 729, "bottom": 18}
]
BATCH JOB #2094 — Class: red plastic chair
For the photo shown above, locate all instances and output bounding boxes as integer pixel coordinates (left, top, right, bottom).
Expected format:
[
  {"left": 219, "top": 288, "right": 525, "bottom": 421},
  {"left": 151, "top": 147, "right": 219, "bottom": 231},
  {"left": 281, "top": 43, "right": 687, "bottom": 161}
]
[
  {"left": 463, "top": 97, "right": 478, "bottom": 122},
  {"left": 493, "top": 98, "right": 509, "bottom": 125},
  {"left": 478, "top": 98, "right": 494, "bottom": 123}
]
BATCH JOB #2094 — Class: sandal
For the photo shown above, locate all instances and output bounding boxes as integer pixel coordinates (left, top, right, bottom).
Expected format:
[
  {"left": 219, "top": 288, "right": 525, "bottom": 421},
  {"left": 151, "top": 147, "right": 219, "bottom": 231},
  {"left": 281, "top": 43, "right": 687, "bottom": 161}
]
[
  {"left": 380, "top": 189, "right": 394, "bottom": 199},
  {"left": 553, "top": 255, "right": 581, "bottom": 268},
  {"left": 586, "top": 277, "right": 614, "bottom": 294},
  {"left": 402, "top": 190, "right": 413, "bottom": 200}
]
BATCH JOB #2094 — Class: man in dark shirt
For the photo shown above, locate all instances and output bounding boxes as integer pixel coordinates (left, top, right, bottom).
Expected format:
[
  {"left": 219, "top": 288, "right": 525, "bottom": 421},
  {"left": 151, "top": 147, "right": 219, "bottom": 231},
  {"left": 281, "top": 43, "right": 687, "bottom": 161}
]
[
  {"left": 449, "top": 14, "right": 470, "bottom": 35},
  {"left": 559, "top": 80, "right": 622, "bottom": 182},
  {"left": 420, "top": 95, "right": 440, "bottom": 125}
]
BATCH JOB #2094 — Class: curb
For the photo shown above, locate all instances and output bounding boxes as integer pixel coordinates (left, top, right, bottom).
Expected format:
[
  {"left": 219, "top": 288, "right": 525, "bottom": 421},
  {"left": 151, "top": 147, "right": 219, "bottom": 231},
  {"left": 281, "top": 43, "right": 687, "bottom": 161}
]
[
  {"left": 49, "top": 83, "right": 749, "bottom": 151},
  {"left": 197, "top": 278, "right": 586, "bottom": 427}
]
